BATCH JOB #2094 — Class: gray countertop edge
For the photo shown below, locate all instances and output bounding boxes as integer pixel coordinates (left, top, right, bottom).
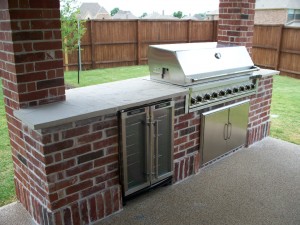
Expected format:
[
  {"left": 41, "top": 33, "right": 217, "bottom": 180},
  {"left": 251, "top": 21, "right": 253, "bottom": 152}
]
[
  {"left": 14, "top": 91, "right": 187, "bottom": 130},
  {"left": 255, "top": 68, "right": 279, "bottom": 77}
]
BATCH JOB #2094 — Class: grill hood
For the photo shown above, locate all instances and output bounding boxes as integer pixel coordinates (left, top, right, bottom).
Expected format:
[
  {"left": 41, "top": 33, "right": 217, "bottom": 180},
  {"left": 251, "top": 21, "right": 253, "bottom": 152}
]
[{"left": 148, "top": 42, "right": 259, "bottom": 86}]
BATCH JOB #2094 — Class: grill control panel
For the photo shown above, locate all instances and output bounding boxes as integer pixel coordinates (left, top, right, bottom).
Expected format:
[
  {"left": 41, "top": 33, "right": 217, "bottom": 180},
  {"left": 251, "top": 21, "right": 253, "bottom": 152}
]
[{"left": 186, "top": 78, "right": 257, "bottom": 113}]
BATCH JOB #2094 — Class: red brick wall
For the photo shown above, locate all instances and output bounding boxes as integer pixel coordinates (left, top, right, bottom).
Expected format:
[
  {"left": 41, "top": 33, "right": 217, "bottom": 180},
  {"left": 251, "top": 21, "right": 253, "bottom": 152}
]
[
  {"left": 247, "top": 76, "right": 273, "bottom": 145},
  {"left": 173, "top": 96, "right": 201, "bottom": 182},
  {"left": 14, "top": 114, "right": 121, "bottom": 224},
  {"left": 218, "top": 0, "right": 256, "bottom": 54}
]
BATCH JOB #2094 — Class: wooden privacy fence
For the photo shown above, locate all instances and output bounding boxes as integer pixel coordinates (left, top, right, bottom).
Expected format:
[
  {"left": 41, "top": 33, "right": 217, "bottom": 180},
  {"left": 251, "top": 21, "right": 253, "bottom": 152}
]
[
  {"left": 64, "top": 21, "right": 300, "bottom": 79},
  {"left": 252, "top": 25, "right": 300, "bottom": 79},
  {"left": 64, "top": 20, "right": 218, "bottom": 71}
]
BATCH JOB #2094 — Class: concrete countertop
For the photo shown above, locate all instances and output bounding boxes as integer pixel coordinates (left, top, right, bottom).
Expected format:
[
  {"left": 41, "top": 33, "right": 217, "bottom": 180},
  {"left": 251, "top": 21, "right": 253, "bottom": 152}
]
[
  {"left": 254, "top": 68, "right": 279, "bottom": 78},
  {"left": 14, "top": 77, "right": 187, "bottom": 130}
]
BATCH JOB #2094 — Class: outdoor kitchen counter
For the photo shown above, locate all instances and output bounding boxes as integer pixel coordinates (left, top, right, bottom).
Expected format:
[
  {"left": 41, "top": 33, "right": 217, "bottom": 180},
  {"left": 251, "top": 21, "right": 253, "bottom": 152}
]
[
  {"left": 14, "top": 77, "right": 188, "bottom": 129},
  {"left": 13, "top": 69, "right": 278, "bottom": 130}
]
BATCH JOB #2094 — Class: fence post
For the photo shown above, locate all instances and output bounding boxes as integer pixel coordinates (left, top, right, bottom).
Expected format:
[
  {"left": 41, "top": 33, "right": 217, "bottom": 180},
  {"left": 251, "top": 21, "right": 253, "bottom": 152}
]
[
  {"left": 187, "top": 20, "right": 192, "bottom": 43},
  {"left": 90, "top": 20, "right": 95, "bottom": 69},
  {"left": 275, "top": 25, "right": 284, "bottom": 70},
  {"left": 137, "top": 20, "right": 141, "bottom": 65},
  {"left": 212, "top": 20, "right": 218, "bottom": 42},
  {"left": 64, "top": 38, "right": 69, "bottom": 71}
]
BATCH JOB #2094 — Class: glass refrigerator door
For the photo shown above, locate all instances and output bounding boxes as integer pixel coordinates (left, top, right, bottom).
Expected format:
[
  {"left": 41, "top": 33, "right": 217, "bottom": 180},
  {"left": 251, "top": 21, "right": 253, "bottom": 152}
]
[
  {"left": 121, "top": 107, "right": 150, "bottom": 196},
  {"left": 151, "top": 101, "right": 174, "bottom": 183}
]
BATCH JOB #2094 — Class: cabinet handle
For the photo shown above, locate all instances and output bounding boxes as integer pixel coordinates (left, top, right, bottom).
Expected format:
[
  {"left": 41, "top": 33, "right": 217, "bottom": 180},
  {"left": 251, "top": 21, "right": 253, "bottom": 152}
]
[
  {"left": 228, "top": 122, "right": 232, "bottom": 140},
  {"left": 224, "top": 123, "right": 228, "bottom": 140},
  {"left": 155, "top": 120, "right": 159, "bottom": 178}
]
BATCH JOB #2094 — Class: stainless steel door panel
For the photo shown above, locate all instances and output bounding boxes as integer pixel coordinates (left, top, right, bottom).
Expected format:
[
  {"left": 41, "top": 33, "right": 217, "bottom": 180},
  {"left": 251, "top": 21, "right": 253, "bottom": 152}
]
[
  {"left": 121, "top": 108, "right": 150, "bottom": 196},
  {"left": 151, "top": 101, "right": 174, "bottom": 182},
  {"left": 202, "top": 108, "right": 228, "bottom": 164},
  {"left": 200, "top": 100, "right": 250, "bottom": 166},
  {"left": 227, "top": 101, "right": 249, "bottom": 151}
]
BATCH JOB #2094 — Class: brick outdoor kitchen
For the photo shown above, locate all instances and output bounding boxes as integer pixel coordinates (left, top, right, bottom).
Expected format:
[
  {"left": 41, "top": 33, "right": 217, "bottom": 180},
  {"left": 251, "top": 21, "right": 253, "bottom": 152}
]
[{"left": 0, "top": 0, "right": 278, "bottom": 225}]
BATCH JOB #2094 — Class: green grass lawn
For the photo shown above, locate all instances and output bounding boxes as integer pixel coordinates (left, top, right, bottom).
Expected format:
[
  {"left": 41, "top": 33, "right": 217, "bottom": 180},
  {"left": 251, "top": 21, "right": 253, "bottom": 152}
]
[
  {"left": 64, "top": 65, "right": 150, "bottom": 87},
  {"left": 0, "top": 67, "right": 299, "bottom": 207},
  {"left": 270, "top": 75, "right": 300, "bottom": 145},
  {"left": 0, "top": 82, "right": 16, "bottom": 207}
]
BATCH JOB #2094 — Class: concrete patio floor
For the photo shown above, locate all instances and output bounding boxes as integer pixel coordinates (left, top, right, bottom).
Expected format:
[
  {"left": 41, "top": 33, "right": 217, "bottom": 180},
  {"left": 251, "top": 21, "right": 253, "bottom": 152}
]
[{"left": 1, "top": 137, "right": 299, "bottom": 225}]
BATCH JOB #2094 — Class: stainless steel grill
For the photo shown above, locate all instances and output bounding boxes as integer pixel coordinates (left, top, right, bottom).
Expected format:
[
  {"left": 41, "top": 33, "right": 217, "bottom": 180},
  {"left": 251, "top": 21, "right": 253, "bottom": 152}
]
[{"left": 148, "top": 42, "right": 260, "bottom": 112}]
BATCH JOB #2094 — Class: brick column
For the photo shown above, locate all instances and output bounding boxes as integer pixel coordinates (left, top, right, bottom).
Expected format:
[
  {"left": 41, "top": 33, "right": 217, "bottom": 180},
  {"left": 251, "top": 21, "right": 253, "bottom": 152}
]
[
  {"left": 0, "top": 0, "right": 65, "bottom": 109},
  {"left": 218, "top": 0, "right": 256, "bottom": 54},
  {"left": 0, "top": 0, "right": 65, "bottom": 224}
]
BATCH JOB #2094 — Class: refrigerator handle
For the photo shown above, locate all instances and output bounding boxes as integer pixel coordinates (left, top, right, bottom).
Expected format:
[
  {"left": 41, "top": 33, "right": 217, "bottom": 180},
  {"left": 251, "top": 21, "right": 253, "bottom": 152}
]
[
  {"left": 228, "top": 122, "right": 232, "bottom": 140},
  {"left": 224, "top": 123, "right": 228, "bottom": 140},
  {"left": 154, "top": 120, "right": 159, "bottom": 178}
]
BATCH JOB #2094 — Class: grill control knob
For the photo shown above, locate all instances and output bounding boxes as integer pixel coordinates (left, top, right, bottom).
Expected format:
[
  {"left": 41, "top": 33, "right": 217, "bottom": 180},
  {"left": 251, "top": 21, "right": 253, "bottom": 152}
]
[
  {"left": 191, "top": 97, "right": 197, "bottom": 104},
  {"left": 233, "top": 87, "right": 239, "bottom": 93},
  {"left": 226, "top": 89, "right": 232, "bottom": 95},
  {"left": 251, "top": 84, "right": 255, "bottom": 89},
  {"left": 204, "top": 94, "right": 211, "bottom": 101},
  {"left": 245, "top": 85, "right": 251, "bottom": 90},
  {"left": 196, "top": 95, "right": 203, "bottom": 102},
  {"left": 239, "top": 86, "right": 245, "bottom": 91},
  {"left": 219, "top": 90, "right": 226, "bottom": 96},
  {"left": 211, "top": 92, "right": 218, "bottom": 98}
]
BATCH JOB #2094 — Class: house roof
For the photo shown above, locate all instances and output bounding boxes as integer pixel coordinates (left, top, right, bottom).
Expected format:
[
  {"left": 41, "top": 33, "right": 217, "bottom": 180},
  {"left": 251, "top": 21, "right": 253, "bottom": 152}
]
[
  {"left": 255, "top": 0, "right": 300, "bottom": 10},
  {"left": 285, "top": 20, "right": 300, "bottom": 27},
  {"left": 142, "top": 12, "right": 178, "bottom": 20},
  {"left": 206, "top": 9, "right": 219, "bottom": 16},
  {"left": 112, "top": 10, "right": 137, "bottom": 19},
  {"left": 182, "top": 15, "right": 199, "bottom": 21},
  {"left": 79, "top": 3, "right": 109, "bottom": 19}
]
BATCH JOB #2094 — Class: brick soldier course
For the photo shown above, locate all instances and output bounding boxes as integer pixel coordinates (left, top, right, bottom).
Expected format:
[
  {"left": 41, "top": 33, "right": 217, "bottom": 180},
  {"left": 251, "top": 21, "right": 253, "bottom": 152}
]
[{"left": 0, "top": 0, "right": 276, "bottom": 224}]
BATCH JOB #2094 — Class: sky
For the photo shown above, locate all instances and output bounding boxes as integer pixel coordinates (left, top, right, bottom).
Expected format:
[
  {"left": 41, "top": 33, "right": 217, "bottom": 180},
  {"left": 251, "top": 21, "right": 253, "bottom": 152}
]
[{"left": 79, "top": 0, "right": 219, "bottom": 17}]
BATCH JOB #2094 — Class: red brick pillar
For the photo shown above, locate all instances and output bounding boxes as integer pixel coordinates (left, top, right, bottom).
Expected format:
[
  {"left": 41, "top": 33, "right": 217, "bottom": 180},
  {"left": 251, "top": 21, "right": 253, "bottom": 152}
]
[
  {"left": 218, "top": 0, "right": 256, "bottom": 54},
  {"left": 0, "top": 0, "right": 65, "bottom": 223},
  {"left": 0, "top": 0, "right": 65, "bottom": 109}
]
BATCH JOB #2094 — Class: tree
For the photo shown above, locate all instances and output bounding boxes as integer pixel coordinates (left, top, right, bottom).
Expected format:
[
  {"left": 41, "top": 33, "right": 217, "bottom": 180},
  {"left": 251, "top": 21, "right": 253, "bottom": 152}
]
[
  {"left": 194, "top": 13, "right": 207, "bottom": 20},
  {"left": 111, "top": 7, "right": 119, "bottom": 16},
  {"left": 173, "top": 11, "right": 183, "bottom": 19},
  {"left": 140, "top": 12, "right": 147, "bottom": 18},
  {"left": 60, "top": 0, "right": 86, "bottom": 53}
]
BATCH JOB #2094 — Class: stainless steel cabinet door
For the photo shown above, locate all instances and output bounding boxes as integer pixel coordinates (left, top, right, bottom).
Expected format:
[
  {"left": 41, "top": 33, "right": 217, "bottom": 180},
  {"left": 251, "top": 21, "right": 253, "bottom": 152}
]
[
  {"left": 227, "top": 101, "right": 249, "bottom": 151},
  {"left": 151, "top": 101, "right": 174, "bottom": 183},
  {"left": 121, "top": 108, "right": 150, "bottom": 196},
  {"left": 201, "top": 107, "right": 229, "bottom": 164}
]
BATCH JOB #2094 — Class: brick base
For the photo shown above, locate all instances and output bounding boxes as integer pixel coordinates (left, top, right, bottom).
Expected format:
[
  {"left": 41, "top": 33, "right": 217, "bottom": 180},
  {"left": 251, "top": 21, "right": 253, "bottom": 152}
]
[
  {"left": 15, "top": 178, "right": 121, "bottom": 225},
  {"left": 174, "top": 152, "right": 200, "bottom": 182},
  {"left": 247, "top": 120, "right": 271, "bottom": 146},
  {"left": 52, "top": 186, "right": 121, "bottom": 225}
]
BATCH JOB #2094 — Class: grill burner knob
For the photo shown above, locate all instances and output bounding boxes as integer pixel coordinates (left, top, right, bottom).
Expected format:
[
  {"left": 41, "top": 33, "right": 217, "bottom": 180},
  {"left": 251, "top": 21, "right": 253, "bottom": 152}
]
[
  {"left": 219, "top": 90, "right": 226, "bottom": 96},
  {"left": 226, "top": 89, "right": 232, "bottom": 95},
  {"left": 239, "top": 86, "right": 245, "bottom": 91},
  {"left": 245, "top": 85, "right": 251, "bottom": 90},
  {"left": 204, "top": 94, "right": 211, "bottom": 100},
  {"left": 211, "top": 92, "right": 218, "bottom": 98},
  {"left": 251, "top": 84, "right": 255, "bottom": 89},
  {"left": 233, "top": 87, "right": 239, "bottom": 93},
  {"left": 196, "top": 95, "right": 203, "bottom": 102},
  {"left": 191, "top": 97, "right": 197, "bottom": 104}
]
